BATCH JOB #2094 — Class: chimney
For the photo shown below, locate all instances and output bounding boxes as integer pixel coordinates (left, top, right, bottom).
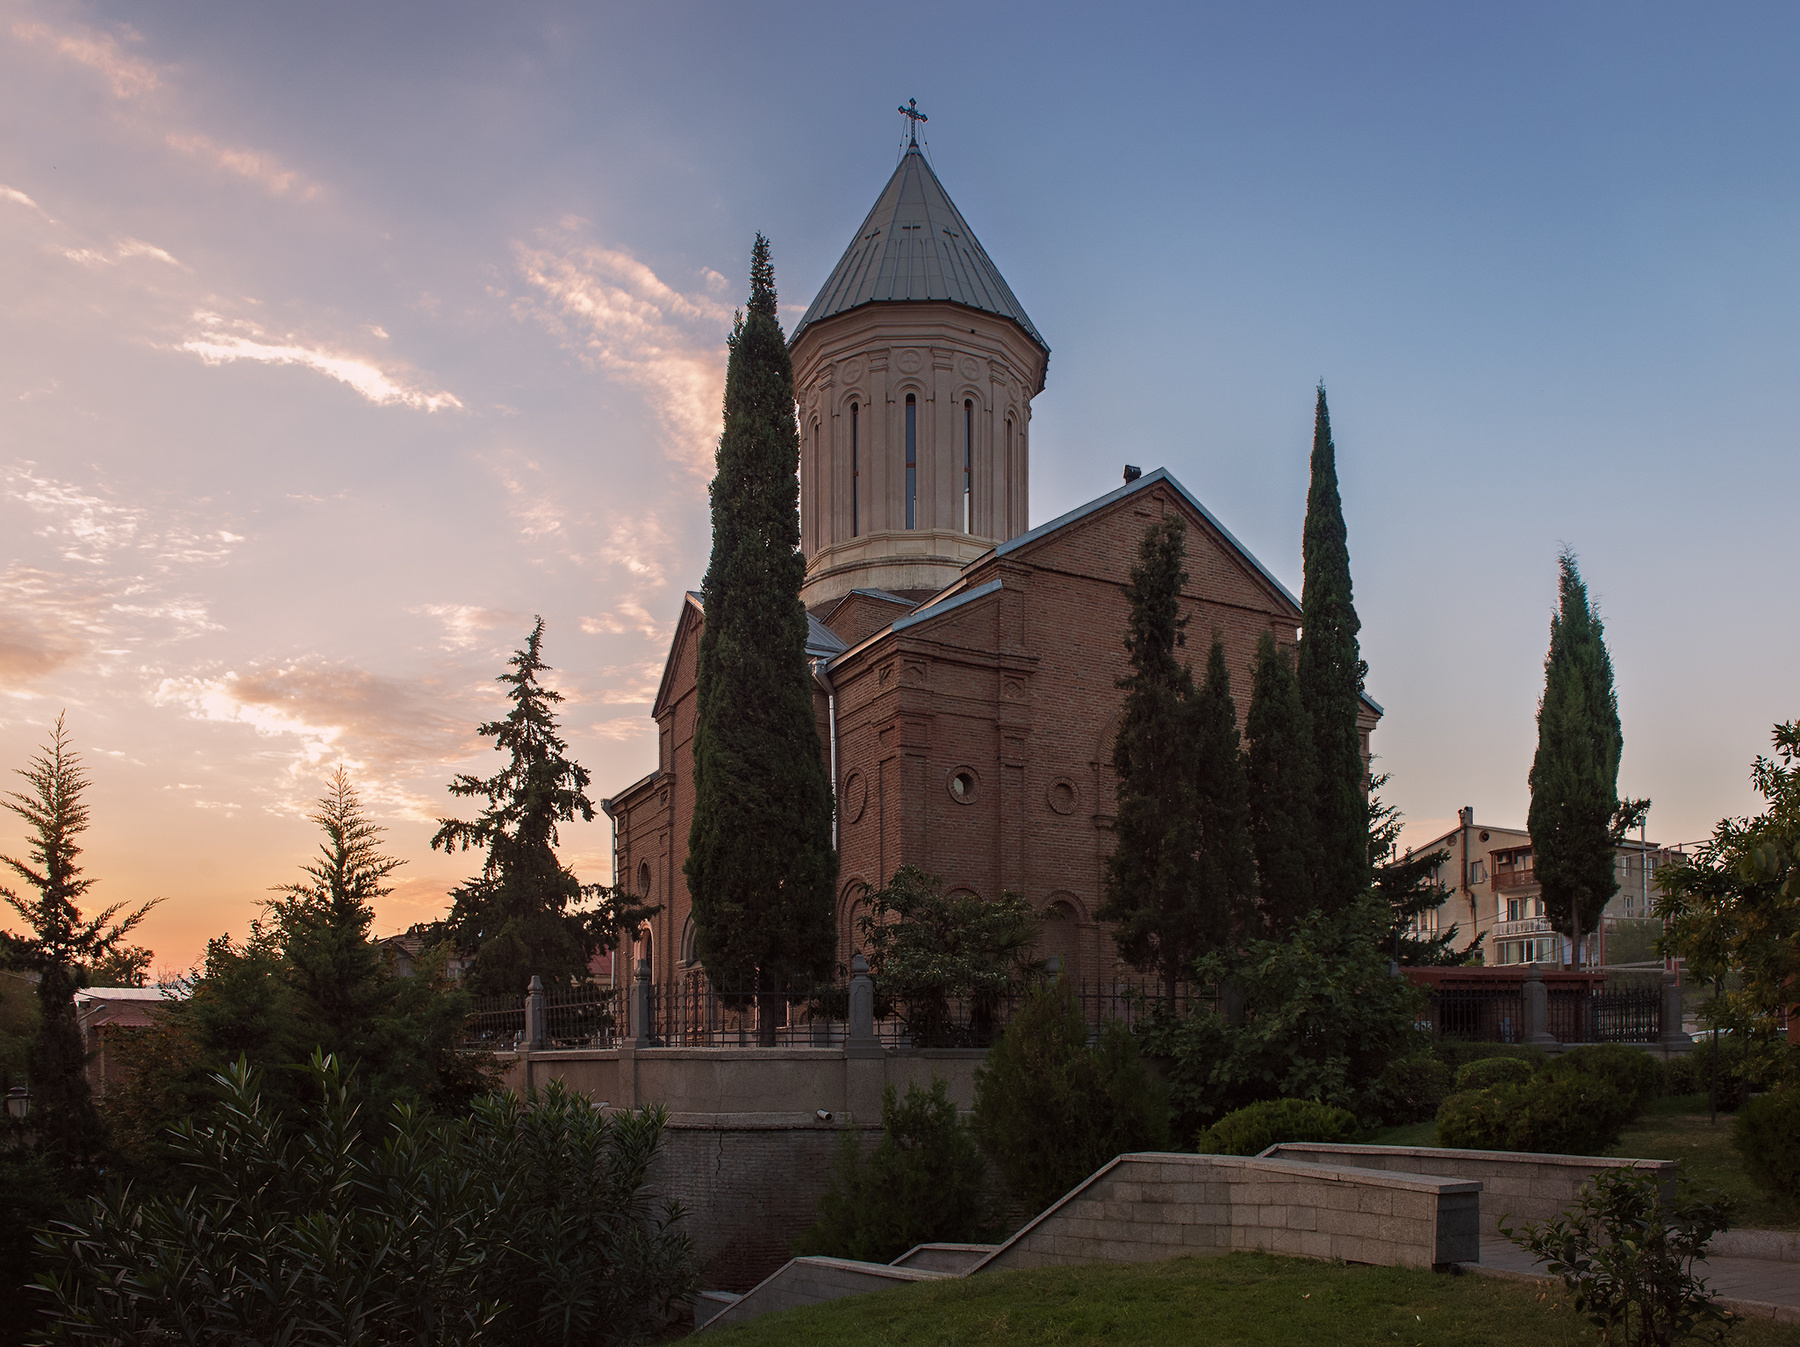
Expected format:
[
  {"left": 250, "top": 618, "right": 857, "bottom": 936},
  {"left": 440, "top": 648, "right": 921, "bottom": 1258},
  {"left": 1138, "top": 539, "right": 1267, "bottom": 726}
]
[
  {"left": 1459, "top": 806, "right": 1475, "bottom": 828},
  {"left": 1122, "top": 464, "right": 1142, "bottom": 483}
]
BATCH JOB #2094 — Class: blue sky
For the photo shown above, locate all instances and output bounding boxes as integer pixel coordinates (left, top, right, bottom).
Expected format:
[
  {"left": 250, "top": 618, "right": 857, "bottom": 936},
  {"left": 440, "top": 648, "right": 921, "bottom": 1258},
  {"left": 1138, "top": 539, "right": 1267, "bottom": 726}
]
[{"left": 2, "top": 1, "right": 1794, "bottom": 969}]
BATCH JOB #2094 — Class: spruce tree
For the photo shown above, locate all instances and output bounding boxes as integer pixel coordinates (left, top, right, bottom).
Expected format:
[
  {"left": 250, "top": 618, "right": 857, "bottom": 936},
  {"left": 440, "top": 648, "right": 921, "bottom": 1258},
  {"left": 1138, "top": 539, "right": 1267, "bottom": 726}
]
[
  {"left": 1527, "top": 550, "right": 1634, "bottom": 968},
  {"left": 437, "top": 620, "right": 650, "bottom": 995},
  {"left": 1244, "top": 631, "right": 1318, "bottom": 938},
  {"left": 268, "top": 769, "right": 410, "bottom": 1087},
  {"left": 685, "top": 235, "right": 837, "bottom": 1028},
  {"left": 1193, "top": 637, "right": 1258, "bottom": 945},
  {"left": 1099, "top": 518, "right": 1202, "bottom": 1003},
  {"left": 0, "top": 715, "right": 157, "bottom": 1168},
  {"left": 1296, "top": 383, "right": 1370, "bottom": 914}
]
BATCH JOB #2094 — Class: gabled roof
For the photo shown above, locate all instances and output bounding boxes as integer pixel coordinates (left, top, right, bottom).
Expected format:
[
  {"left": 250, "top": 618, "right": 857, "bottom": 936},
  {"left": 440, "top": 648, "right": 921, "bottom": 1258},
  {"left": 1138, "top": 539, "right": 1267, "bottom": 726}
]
[
  {"left": 649, "top": 591, "right": 846, "bottom": 719},
  {"left": 991, "top": 468, "right": 1302, "bottom": 613},
  {"left": 791, "top": 145, "right": 1047, "bottom": 355}
]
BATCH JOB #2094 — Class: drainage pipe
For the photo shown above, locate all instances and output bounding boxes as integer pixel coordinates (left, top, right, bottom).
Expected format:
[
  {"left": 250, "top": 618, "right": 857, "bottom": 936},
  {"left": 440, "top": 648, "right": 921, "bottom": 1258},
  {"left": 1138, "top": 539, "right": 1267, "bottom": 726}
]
[{"left": 810, "top": 658, "right": 839, "bottom": 850}]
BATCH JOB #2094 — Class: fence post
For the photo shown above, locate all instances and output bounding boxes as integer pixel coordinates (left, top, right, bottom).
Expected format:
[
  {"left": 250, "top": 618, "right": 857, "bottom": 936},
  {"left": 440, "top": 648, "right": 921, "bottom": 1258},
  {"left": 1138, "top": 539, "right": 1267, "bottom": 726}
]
[
  {"left": 631, "top": 958, "right": 654, "bottom": 1048},
  {"left": 1661, "top": 971, "right": 1694, "bottom": 1051},
  {"left": 525, "top": 975, "right": 546, "bottom": 1051},
  {"left": 846, "top": 954, "right": 880, "bottom": 1058},
  {"left": 1522, "top": 966, "right": 1557, "bottom": 1048}
]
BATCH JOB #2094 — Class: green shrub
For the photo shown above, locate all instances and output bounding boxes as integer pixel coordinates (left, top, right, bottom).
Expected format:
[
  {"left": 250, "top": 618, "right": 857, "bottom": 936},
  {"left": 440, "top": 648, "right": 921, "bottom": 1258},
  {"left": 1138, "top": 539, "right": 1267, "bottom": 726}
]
[
  {"left": 1430, "top": 1040, "right": 1546, "bottom": 1075},
  {"left": 1734, "top": 1085, "right": 1800, "bottom": 1204},
  {"left": 1662, "top": 1051, "right": 1702, "bottom": 1097},
  {"left": 974, "top": 985, "right": 1170, "bottom": 1213},
  {"left": 35, "top": 1057, "right": 698, "bottom": 1345},
  {"left": 1194, "top": 1098, "right": 1359, "bottom": 1156},
  {"left": 796, "top": 1076, "right": 987, "bottom": 1263},
  {"left": 1455, "top": 1057, "right": 1534, "bottom": 1092},
  {"left": 1436, "top": 1072, "right": 1634, "bottom": 1155},
  {"left": 1501, "top": 1166, "right": 1733, "bottom": 1345},
  {"left": 1549, "top": 1044, "right": 1662, "bottom": 1117},
  {"left": 1367, "top": 1054, "right": 1453, "bottom": 1126}
]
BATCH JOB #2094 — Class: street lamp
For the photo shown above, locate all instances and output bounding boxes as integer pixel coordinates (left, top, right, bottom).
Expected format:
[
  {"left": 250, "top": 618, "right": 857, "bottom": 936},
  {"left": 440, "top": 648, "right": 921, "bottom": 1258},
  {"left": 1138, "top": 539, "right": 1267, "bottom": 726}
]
[{"left": 4, "top": 1085, "right": 27, "bottom": 1120}]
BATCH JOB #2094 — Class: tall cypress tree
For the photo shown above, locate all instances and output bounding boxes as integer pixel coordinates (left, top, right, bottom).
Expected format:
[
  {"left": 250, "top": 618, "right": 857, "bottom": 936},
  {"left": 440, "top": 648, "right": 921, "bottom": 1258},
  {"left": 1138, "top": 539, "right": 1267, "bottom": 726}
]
[
  {"left": 1296, "top": 383, "right": 1370, "bottom": 914},
  {"left": 1193, "top": 637, "right": 1258, "bottom": 944},
  {"left": 686, "top": 236, "right": 837, "bottom": 1025},
  {"left": 1527, "top": 550, "right": 1638, "bottom": 968},
  {"left": 1099, "top": 518, "right": 1202, "bottom": 1003},
  {"left": 1245, "top": 631, "right": 1318, "bottom": 938}
]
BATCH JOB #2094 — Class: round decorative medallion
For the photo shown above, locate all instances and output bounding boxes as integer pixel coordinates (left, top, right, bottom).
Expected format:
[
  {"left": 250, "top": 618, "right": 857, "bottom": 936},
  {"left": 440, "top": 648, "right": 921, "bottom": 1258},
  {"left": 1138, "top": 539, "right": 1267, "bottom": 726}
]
[
  {"left": 841, "top": 771, "right": 868, "bottom": 824},
  {"left": 895, "top": 348, "right": 924, "bottom": 375},
  {"left": 1047, "top": 777, "right": 1079, "bottom": 816},
  {"left": 947, "top": 766, "right": 979, "bottom": 805},
  {"left": 958, "top": 356, "right": 981, "bottom": 381},
  {"left": 842, "top": 358, "right": 864, "bottom": 383}
]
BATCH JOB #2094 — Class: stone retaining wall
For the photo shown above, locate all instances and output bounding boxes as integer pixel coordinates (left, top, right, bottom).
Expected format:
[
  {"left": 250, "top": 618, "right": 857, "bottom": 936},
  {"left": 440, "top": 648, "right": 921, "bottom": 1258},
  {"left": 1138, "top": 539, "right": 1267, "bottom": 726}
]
[
  {"left": 1261, "top": 1144, "right": 1676, "bottom": 1232},
  {"left": 977, "top": 1152, "right": 1482, "bottom": 1273},
  {"left": 702, "top": 1257, "right": 951, "bottom": 1331}
]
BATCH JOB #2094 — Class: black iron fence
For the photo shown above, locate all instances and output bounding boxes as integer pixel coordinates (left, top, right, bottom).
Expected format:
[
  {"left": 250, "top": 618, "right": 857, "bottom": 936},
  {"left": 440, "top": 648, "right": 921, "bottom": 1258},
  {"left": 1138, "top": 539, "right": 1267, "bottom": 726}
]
[
  {"left": 1548, "top": 984, "right": 1663, "bottom": 1045},
  {"left": 1424, "top": 983, "right": 1525, "bottom": 1044},
  {"left": 462, "top": 972, "right": 1204, "bottom": 1051},
  {"left": 1422, "top": 981, "right": 1664, "bottom": 1046},
  {"left": 461, "top": 993, "right": 525, "bottom": 1050}
]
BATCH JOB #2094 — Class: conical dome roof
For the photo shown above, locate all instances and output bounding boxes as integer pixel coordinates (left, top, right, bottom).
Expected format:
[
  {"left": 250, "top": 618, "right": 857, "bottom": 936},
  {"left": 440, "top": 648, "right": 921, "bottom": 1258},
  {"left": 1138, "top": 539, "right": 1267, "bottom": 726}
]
[{"left": 791, "top": 145, "right": 1047, "bottom": 355}]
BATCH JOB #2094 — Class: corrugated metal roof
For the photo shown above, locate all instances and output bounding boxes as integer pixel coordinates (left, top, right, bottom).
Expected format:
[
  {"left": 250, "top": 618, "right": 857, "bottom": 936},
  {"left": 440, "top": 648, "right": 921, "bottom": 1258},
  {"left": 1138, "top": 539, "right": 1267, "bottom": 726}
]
[{"left": 791, "top": 145, "right": 1047, "bottom": 354}]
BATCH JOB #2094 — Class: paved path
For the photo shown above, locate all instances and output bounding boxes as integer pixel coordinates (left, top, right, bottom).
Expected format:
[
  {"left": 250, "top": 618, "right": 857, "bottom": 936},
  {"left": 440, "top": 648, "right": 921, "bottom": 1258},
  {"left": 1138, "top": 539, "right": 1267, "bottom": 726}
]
[{"left": 1475, "top": 1235, "right": 1800, "bottom": 1324}]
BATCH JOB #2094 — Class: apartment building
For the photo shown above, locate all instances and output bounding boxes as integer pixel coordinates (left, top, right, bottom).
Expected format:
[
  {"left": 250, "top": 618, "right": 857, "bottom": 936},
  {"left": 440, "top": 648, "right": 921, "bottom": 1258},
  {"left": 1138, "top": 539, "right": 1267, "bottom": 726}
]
[{"left": 1406, "top": 807, "right": 1672, "bottom": 966}]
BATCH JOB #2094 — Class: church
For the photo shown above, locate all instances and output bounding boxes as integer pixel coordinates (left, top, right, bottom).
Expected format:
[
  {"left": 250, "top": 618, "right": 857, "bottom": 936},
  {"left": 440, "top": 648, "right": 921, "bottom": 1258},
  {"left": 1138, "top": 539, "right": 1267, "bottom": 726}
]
[{"left": 602, "top": 126, "right": 1381, "bottom": 990}]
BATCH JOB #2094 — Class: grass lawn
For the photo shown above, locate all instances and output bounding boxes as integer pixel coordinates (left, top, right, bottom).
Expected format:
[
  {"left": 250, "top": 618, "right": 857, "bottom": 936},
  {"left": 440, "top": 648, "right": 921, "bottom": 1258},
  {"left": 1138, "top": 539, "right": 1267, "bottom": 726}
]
[
  {"left": 1371, "top": 1095, "right": 1800, "bottom": 1232},
  {"left": 703, "top": 1251, "right": 1799, "bottom": 1346}
]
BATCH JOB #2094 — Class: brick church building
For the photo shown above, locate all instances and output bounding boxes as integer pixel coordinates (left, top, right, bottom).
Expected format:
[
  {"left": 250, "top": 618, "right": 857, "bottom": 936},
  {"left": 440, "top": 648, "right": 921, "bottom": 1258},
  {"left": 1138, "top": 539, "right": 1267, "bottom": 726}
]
[{"left": 602, "top": 136, "right": 1380, "bottom": 990}]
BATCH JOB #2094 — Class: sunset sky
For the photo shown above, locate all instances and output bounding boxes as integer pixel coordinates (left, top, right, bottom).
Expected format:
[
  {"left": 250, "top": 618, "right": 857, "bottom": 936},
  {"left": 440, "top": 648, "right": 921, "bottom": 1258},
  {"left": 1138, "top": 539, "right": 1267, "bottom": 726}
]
[{"left": 3, "top": 2, "right": 1796, "bottom": 975}]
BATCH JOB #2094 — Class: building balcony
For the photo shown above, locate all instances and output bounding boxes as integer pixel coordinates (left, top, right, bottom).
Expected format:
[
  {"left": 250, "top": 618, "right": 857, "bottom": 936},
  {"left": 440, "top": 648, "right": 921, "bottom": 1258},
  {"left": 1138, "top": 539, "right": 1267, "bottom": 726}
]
[
  {"left": 1494, "top": 868, "right": 1537, "bottom": 891},
  {"left": 1493, "top": 916, "right": 1557, "bottom": 939}
]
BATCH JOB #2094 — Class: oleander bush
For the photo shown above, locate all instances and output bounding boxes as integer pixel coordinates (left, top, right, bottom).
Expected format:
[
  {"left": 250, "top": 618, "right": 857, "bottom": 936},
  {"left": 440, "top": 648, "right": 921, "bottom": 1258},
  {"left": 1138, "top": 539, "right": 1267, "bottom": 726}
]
[
  {"left": 1455, "top": 1056, "right": 1535, "bottom": 1092},
  {"left": 32, "top": 1057, "right": 698, "bottom": 1346},
  {"left": 795, "top": 1076, "right": 987, "bottom": 1264},
  {"left": 1367, "top": 1053, "right": 1454, "bottom": 1126},
  {"left": 1437, "top": 1071, "right": 1634, "bottom": 1156},
  {"left": 1194, "top": 1098, "right": 1360, "bottom": 1157},
  {"left": 1548, "top": 1045, "right": 1662, "bottom": 1118},
  {"left": 1501, "top": 1167, "right": 1734, "bottom": 1346},
  {"left": 1733, "top": 1085, "right": 1800, "bottom": 1205}
]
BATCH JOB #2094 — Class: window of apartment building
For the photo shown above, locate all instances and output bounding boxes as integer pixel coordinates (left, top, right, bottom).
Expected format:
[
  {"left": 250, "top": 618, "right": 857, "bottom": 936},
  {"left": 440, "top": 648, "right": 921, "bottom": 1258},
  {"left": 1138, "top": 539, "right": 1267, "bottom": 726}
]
[{"left": 1468, "top": 859, "right": 1487, "bottom": 885}]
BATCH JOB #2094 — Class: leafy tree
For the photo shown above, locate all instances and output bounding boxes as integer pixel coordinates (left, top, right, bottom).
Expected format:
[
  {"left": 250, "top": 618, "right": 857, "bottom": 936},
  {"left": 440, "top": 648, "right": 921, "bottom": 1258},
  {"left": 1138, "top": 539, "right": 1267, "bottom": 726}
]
[
  {"left": 1526, "top": 551, "right": 1648, "bottom": 968},
  {"left": 35, "top": 1058, "right": 699, "bottom": 1346},
  {"left": 1098, "top": 518, "right": 1202, "bottom": 1001},
  {"left": 0, "top": 715, "right": 157, "bottom": 1169},
  {"left": 1370, "top": 775, "right": 1478, "bottom": 965},
  {"left": 1137, "top": 897, "right": 1426, "bottom": 1139},
  {"left": 972, "top": 984, "right": 1169, "bottom": 1213},
  {"left": 795, "top": 1078, "right": 987, "bottom": 1263},
  {"left": 685, "top": 235, "right": 837, "bottom": 1032},
  {"left": 436, "top": 620, "right": 655, "bottom": 996},
  {"left": 1244, "top": 631, "right": 1317, "bottom": 937},
  {"left": 1657, "top": 720, "right": 1800, "bottom": 1036},
  {"left": 857, "top": 864, "right": 1041, "bottom": 1047},
  {"left": 1193, "top": 636, "right": 1258, "bottom": 947},
  {"left": 1295, "top": 384, "right": 1370, "bottom": 916}
]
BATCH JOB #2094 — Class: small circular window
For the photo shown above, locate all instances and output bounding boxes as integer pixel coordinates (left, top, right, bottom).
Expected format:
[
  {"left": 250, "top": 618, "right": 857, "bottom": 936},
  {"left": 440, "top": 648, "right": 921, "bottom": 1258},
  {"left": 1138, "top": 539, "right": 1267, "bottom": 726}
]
[
  {"left": 947, "top": 767, "right": 978, "bottom": 804},
  {"left": 1047, "top": 777, "right": 1078, "bottom": 816}
]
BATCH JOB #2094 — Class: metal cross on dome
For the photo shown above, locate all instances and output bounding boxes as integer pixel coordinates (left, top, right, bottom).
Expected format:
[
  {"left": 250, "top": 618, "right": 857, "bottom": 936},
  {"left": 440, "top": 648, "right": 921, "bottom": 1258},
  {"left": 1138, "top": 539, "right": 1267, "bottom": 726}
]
[{"left": 898, "top": 98, "right": 927, "bottom": 145}]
